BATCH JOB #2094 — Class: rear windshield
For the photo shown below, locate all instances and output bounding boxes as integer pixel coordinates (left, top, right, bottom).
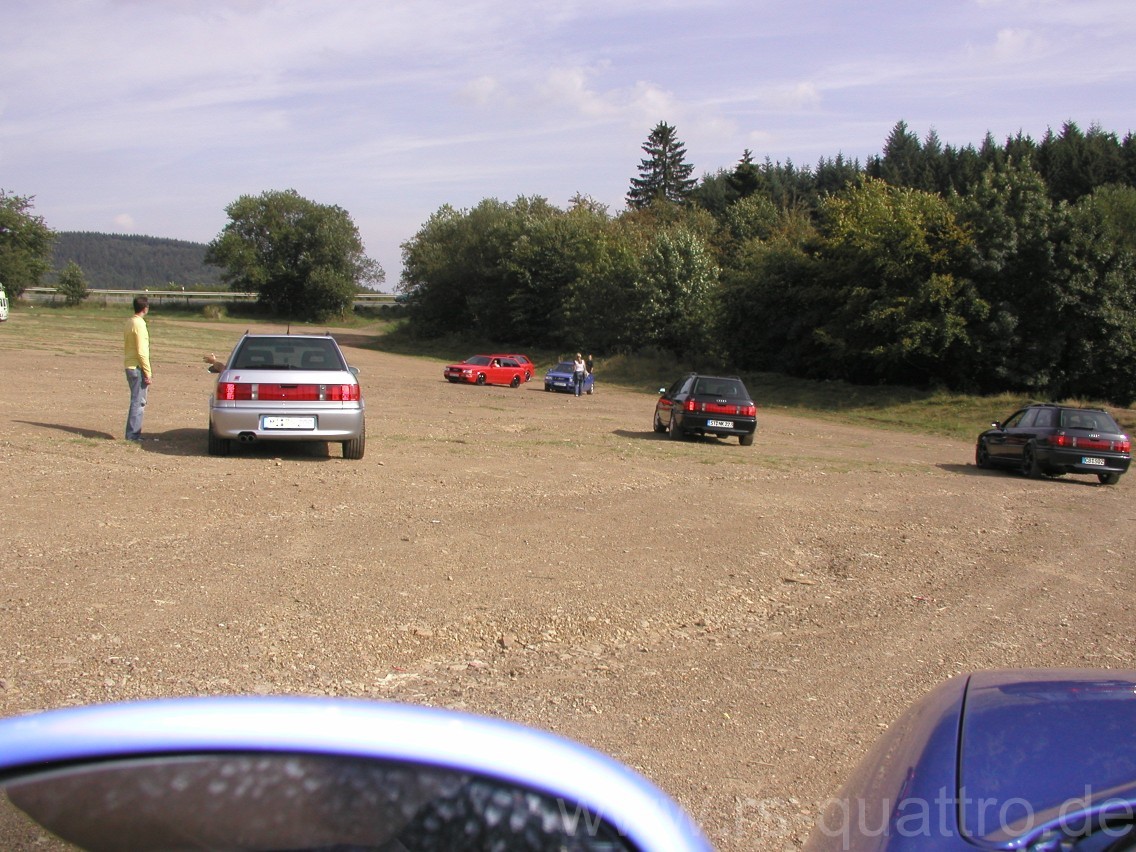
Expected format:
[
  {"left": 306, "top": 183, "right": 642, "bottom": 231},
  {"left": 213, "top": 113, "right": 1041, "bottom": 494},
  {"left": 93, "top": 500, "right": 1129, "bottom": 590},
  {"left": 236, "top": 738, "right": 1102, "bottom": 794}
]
[
  {"left": 1059, "top": 409, "right": 1122, "bottom": 432},
  {"left": 692, "top": 378, "right": 748, "bottom": 399},
  {"left": 232, "top": 338, "right": 345, "bottom": 371}
]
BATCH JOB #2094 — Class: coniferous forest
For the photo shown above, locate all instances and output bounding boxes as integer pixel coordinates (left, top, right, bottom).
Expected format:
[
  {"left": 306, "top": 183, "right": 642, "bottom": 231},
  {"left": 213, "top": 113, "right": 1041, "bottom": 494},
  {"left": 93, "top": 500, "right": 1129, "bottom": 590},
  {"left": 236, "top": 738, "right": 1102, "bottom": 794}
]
[
  {"left": 398, "top": 120, "right": 1136, "bottom": 405},
  {"left": 49, "top": 232, "right": 222, "bottom": 290}
]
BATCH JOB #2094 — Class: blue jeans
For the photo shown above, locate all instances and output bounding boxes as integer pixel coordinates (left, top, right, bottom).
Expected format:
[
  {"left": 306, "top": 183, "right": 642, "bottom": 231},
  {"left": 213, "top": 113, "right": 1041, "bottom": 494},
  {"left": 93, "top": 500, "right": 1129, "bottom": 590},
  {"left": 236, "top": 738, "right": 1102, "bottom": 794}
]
[
  {"left": 125, "top": 368, "right": 148, "bottom": 440},
  {"left": 573, "top": 371, "right": 584, "bottom": 396}
]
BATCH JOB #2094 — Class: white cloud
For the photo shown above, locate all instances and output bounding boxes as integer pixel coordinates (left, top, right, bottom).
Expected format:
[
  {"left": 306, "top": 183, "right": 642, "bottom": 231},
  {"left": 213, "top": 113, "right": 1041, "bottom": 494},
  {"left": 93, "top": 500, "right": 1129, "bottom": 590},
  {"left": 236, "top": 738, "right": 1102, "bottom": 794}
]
[
  {"left": 984, "top": 27, "right": 1049, "bottom": 62},
  {"left": 459, "top": 76, "right": 504, "bottom": 107},
  {"left": 746, "top": 130, "right": 777, "bottom": 149},
  {"left": 763, "top": 82, "right": 824, "bottom": 112},
  {"left": 625, "top": 82, "right": 682, "bottom": 127},
  {"left": 539, "top": 67, "right": 619, "bottom": 119}
]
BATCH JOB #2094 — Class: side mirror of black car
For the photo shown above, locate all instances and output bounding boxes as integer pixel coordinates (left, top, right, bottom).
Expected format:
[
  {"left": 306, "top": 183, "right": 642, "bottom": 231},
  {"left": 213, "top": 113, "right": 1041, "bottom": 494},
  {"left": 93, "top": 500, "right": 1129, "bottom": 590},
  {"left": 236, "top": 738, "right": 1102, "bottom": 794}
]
[
  {"left": 658, "top": 387, "right": 667, "bottom": 395},
  {"left": 992, "top": 421, "right": 1002, "bottom": 430},
  {"left": 0, "top": 697, "right": 710, "bottom": 852}
]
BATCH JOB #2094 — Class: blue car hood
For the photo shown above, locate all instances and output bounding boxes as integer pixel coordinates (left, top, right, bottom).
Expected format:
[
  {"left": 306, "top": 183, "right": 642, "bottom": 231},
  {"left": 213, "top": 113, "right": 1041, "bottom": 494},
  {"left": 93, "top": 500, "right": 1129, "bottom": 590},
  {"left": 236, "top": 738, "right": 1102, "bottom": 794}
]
[{"left": 959, "top": 669, "right": 1136, "bottom": 846}]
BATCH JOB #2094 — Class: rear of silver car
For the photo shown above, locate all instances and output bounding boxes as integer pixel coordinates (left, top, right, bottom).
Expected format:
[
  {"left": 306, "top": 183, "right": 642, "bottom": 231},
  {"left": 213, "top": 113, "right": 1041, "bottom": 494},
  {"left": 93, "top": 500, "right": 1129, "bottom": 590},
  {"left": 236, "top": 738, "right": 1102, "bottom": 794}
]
[{"left": 207, "top": 335, "right": 366, "bottom": 459}]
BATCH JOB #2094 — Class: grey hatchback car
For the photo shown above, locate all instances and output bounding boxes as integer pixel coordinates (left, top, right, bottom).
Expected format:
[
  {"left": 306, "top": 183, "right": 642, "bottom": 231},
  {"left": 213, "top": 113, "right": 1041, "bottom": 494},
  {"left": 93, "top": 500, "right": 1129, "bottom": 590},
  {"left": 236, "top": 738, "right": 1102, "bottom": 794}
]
[{"left": 207, "top": 333, "right": 366, "bottom": 459}]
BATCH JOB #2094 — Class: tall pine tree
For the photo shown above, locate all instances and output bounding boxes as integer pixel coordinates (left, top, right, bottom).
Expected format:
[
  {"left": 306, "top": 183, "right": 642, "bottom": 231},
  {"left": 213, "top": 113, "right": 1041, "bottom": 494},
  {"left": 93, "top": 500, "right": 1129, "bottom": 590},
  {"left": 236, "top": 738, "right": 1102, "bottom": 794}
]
[{"left": 627, "top": 122, "right": 696, "bottom": 208}]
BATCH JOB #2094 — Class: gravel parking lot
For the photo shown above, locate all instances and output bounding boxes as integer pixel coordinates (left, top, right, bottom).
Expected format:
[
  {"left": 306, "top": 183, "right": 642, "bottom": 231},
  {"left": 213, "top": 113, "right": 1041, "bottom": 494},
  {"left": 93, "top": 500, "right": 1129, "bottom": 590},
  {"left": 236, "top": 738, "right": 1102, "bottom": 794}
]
[{"left": 2, "top": 318, "right": 1133, "bottom": 850}]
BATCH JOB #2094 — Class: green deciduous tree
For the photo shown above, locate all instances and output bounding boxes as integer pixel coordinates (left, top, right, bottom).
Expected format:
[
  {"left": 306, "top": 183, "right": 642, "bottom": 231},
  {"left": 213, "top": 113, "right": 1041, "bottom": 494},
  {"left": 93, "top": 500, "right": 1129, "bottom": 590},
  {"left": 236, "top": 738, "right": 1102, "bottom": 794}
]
[
  {"left": 399, "top": 204, "right": 481, "bottom": 336},
  {"left": 206, "top": 189, "right": 382, "bottom": 319},
  {"left": 500, "top": 197, "right": 613, "bottom": 346},
  {"left": 953, "top": 161, "right": 1065, "bottom": 393},
  {"left": 719, "top": 194, "right": 782, "bottom": 250},
  {"left": 400, "top": 197, "right": 552, "bottom": 340},
  {"left": 715, "top": 209, "right": 822, "bottom": 374},
  {"left": 0, "top": 191, "right": 54, "bottom": 298},
  {"left": 560, "top": 220, "right": 646, "bottom": 354},
  {"left": 462, "top": 196, "right": 563, "bottom": 343},
  {"left": 639, "top": 226, "right": 719, "bottom": 360},
  {"left": 56, "top": 260, "right": 90, "bottom": 306},
  {"left": 1051, "top": 186, "right": 1136, "bottom": 404},
  {"left": 401, "top": 196, "right": 622, "bottom": 348},
  {"left": 1086, "top": 182, "right": 1136, "bottom": 255},
  {"left": 816, "top": 178, "right": 983, "bottom": 387},
  {"left": 626, "top": 122, "right": 696, "bottom": 209}
]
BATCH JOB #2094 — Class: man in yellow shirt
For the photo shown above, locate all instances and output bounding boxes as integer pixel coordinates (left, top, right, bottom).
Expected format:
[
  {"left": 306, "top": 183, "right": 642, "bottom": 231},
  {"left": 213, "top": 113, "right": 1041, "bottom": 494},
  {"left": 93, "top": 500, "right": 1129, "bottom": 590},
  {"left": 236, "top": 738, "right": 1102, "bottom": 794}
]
[{"left": 123, "top": 296, "right": 152, "bottom": 442}]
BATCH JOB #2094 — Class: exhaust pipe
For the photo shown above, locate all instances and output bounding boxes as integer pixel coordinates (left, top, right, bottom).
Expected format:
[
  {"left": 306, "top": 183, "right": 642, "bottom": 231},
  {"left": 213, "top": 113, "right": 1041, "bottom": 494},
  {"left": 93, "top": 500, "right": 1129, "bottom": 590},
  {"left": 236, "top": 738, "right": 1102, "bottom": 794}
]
[{"left": 238, "top": 432, "right": 257, "bottom": 443}]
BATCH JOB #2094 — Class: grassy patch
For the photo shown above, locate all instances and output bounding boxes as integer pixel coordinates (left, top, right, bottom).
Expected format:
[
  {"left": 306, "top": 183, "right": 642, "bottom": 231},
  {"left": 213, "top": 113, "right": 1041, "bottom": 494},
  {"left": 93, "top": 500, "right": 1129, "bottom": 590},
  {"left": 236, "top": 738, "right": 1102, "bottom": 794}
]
[
  {"left": 15, "top": 297, "right": 396, "bottom": 330},
  {"left": 368, "top": 323, "right": 567, "bottom": 370},
  {"left": 0, "top": 301, "right": 397, "bottom": 362},
  {"left": 749, "top": 384, "right": 1136, "bottom": 441},
  {"left": 598, "top": 358, "right": 1135, "bottom": 441}
]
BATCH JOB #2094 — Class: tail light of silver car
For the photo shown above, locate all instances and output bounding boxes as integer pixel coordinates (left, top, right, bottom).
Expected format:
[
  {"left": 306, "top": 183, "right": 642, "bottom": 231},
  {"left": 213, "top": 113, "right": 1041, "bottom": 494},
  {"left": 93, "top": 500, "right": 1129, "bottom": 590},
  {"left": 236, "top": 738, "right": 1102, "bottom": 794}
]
[
  {"left": 1047, "top": 433, "right": 1131, "bottom": 453},
  {"left": 217, "top": 382, "right": 361, "bottom": 402}
]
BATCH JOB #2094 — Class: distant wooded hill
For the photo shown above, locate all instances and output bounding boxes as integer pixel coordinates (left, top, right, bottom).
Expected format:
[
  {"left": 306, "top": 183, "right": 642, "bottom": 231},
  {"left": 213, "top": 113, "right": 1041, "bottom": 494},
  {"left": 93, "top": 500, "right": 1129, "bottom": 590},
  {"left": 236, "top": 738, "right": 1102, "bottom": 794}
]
[{"left": 50, "top": 232, "right": 224, "bottom": 290}]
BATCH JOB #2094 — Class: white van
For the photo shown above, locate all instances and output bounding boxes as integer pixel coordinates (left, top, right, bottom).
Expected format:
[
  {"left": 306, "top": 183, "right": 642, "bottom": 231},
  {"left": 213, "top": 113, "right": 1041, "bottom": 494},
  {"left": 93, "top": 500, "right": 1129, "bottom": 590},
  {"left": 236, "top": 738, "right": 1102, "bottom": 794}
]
[{"left": 0, "top": 286, "right": 8, "bottom": 322}]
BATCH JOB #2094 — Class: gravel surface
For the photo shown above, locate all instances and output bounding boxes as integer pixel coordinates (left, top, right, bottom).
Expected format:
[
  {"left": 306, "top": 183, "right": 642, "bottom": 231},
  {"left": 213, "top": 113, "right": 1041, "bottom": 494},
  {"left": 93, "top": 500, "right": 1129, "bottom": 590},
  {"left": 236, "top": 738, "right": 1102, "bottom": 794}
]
[{"left": 2, "top": 319, "right": 1134, "bottom": 850}]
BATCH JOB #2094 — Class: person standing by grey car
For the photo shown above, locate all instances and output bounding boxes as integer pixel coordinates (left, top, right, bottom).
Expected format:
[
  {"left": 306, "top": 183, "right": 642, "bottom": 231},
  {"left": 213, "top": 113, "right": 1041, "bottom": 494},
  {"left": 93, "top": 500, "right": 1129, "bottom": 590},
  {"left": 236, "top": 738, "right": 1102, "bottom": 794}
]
[{"left": 123, "top": 296, "right": 152, "bottom": 441}]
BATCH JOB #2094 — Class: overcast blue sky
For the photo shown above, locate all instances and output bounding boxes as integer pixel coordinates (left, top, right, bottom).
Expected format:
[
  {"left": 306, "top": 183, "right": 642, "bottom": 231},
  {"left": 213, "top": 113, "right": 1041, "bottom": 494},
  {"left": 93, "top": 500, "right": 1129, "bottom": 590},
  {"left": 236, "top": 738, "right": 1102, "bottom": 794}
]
[{"left": 3, "top": 0, "right": 1133, "bottom": 288}]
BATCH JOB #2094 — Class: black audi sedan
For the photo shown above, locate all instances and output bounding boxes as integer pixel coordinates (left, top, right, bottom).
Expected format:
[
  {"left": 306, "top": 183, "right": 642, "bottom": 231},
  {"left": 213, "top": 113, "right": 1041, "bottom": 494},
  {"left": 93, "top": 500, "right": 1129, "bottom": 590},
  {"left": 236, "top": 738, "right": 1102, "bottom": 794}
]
[
  {"left": 975, "top": 403, "right": 1130, "bottom": 484},
  {"left": 653, "top": 373, "right": 757, "bottom": 446}
]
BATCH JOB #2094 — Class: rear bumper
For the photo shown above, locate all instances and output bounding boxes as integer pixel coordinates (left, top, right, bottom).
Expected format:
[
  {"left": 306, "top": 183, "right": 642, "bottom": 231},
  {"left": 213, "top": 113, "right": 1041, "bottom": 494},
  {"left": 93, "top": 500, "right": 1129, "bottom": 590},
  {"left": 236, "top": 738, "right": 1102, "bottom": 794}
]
[
  {"left": 1037, "top": 447, "right": 1131, "bottom": 476},
  {"left": 209, "top": 404, "right": 365, "bottom": 441},
  {"left": 676, "top": 413, "right": 757, "bottom": 437}
]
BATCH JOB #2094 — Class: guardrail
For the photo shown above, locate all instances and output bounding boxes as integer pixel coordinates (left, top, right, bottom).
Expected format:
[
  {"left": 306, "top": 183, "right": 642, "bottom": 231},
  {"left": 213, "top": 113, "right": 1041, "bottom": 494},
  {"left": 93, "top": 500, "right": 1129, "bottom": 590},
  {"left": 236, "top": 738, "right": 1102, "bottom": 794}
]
[{"left": 22, "top": 288, "right": 397, "bottom": 307}]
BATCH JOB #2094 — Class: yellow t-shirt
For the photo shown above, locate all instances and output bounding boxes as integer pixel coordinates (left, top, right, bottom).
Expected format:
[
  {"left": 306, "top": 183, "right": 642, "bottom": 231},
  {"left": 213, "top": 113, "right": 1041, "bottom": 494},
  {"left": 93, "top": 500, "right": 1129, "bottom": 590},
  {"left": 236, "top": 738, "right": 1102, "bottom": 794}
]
[{"left": 124, "top": 314, "right": 151, "bottom": 378}]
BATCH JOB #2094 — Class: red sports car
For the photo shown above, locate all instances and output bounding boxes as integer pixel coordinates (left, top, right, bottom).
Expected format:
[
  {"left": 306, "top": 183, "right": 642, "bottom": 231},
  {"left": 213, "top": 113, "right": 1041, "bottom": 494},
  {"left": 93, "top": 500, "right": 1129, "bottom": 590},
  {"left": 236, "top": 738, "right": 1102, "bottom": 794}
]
[{"left": 444, "top": 355, "right": 527, "bottom": 387}]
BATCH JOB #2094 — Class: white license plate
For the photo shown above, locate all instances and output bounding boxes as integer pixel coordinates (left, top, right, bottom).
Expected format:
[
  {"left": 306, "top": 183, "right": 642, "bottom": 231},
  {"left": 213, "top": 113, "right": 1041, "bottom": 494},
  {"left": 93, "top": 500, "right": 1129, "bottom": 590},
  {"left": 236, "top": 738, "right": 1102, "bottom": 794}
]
[
  {"left": 1081, "top": 456, "right": 1106, "bottom": 466},
  {"left": 262, "top": 416, "right": 316, "bottom": 430},
  {"left": 706, "top": 419, "right": 734, "bottom": 428}
]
